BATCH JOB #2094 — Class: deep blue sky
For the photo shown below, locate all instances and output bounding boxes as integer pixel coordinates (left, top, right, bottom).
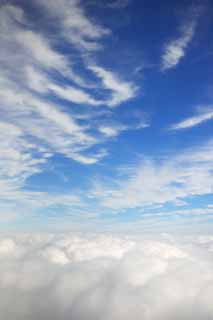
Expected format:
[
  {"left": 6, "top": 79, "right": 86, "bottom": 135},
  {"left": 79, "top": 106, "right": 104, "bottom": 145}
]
[{"left": 0, "top": 0, "right": 212, "bottom": 232}]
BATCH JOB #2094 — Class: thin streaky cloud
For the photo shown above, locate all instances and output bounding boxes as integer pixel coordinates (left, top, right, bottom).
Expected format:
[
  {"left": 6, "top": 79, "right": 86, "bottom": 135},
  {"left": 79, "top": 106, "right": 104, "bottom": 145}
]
[
  {"left": 161, "top": 7, "right": 201, "bottom": 70},
  {"left": 169, "top": 107, "right": 213, "bottom": 130},
  {"left": 89, "top": 65, "right": 138, "bottom": 107},
  {"left": 36, "top": 0, "right": 110, "bottom": 51},
  {"left": 105, "top": 0, "right": 130, "bottom": 9},
  {"left": 90, "top": 140, "right": 213, "bottom": 211},
  {"left": 0, "top": 0, "right": 141, "bottom": 221}
]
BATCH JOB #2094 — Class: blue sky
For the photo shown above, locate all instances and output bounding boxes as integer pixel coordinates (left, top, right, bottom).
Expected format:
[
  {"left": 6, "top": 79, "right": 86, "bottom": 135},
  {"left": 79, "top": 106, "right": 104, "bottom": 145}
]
[{"left": 0, "top": 0, "right": 212, "bottom": 232}]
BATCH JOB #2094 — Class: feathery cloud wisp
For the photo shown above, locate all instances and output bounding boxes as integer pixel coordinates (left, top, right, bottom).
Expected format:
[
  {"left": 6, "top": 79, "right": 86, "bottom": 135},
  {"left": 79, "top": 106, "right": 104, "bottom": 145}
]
[
  {"left": 169, "top": 107, "right": 213, "bottom": 130},
  {"left": 161, "top": 8, "right": 201, "bottom": 70},
  {"left": 0, "top": 1, "right": 140, "bottom": 218},
  {"left": 89, "top": 65, "right": 138, "bottom": 107},
  {"left": 91, "top": 140, "right": 213, "bottom": 210}
]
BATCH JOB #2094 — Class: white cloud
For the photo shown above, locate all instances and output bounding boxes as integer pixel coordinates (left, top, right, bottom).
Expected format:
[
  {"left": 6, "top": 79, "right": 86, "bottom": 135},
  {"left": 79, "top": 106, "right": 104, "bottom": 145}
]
[
  {"left": 25, "top": 66, "right": 105, "bottom": 106},
  {"left": 138, "top": 206, "right": 213, "bottom": 225},
  {"left": 0, "top": 1, "right": 139, "bottom": 221},
  {"left": 0, "top": 86, "right": 97, "bottom": 148},
  {"left": 47, "top": 83, "right": 103, "bottom": 106},
  {"left": 0, "top": 89, "right": 97, "bottom": 220},
  {"left": 15, "top": 30, "right": 68, "bottom": 71},
  {"left": 161, "top": 8, "right": 201, "bottom": 70},
  {"left": 70, "top": 149, "right": 108, "bottom": 164},
  {"left": 0, "top": 114, "right": 91, "bottom": 213},
  {"left": 25, "top": 63, "right": 137, "bottom": 107},
  {"left": 36, "top": 0, "right": 110, "bottom": 51},
  {"left": 99, "top": 124, "right": 127, "bottom": 137},
  {"left": 91, "top": 140, "right": 213, "bottom": 210},
  {"left": 169, "top": 107, "right": 213, "bottom": 130},
  {"left": 0, "top": 1, "right": 106, "bottom": 213},
  {"left": 173, "top": 207, "right": 213, "bottom": 216},
  {"left": 98, "top": 119, "right": 149, "bottom": 138},
  {"left": 0, "top": 238, "right": 16, "bottom": 256},
  {"left": 105, "top": 0, "right": 130, "bottom": 9},
  {"left": 0, "top": 120, "right": 46, "bottom": 184},
  {"left": 0, "top": 5, "right": 70, "bottom": 77},
  {"left": 89, "top": 65, "right": 138, "bottom": 107},
  {"left": 0, "top": 233, "right": 213, "bottom": 319}
]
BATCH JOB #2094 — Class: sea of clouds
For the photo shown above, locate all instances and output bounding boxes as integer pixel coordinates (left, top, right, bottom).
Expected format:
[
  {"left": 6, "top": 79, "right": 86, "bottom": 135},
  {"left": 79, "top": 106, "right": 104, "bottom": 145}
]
[{"left": 0, "top": 232, "right": 213, "bottom": 320}]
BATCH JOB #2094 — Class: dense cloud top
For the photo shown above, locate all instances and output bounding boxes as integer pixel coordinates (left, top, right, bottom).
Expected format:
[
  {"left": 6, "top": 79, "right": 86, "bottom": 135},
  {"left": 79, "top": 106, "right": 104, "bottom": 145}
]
[{"left": 0, "top": 233, "right": 213, "bottom": 319}]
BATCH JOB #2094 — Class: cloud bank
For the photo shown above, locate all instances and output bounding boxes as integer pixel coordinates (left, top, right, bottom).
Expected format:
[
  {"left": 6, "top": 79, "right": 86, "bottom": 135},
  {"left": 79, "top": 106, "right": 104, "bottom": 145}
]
[{"left": 0, "top": 233, "right": 213, "bottom": 320}]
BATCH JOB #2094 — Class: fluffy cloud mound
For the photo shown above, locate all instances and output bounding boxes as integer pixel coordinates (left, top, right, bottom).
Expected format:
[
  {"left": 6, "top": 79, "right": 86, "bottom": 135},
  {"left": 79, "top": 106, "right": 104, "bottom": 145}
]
[{"left": 0, "top": 233, "right": 213, "bottom": 320}]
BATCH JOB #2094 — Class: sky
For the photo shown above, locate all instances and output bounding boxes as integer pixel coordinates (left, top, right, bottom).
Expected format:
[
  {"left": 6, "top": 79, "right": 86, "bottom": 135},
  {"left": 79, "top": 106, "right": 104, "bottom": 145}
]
[
  {"left": 0, "top": 0, "right": 213, "bottom": 233},
  {"left": 1, "top": 1, "right": 213, "bottom": 319}
]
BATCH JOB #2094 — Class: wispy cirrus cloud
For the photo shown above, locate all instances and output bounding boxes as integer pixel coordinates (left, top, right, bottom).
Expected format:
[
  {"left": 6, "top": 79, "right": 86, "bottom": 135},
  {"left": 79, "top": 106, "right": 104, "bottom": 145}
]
[
  {"left": 36, "top": 0, "right": 110, "bottom": 51},
  {"left": 89, "top": 65, "right": 138, "bottom": 107},
  {"left": 0, "top": 1, "right": 140, "bottom": 220},
  {"left": 161, "top": 7, "right": 201, "bottom": 70},
  {"left": 104, "top": 0, "right": 131, "bottom": 9},
  {"left": 90, "top": 140, "right": 213, "bottom": 211},
  {"left": 0, "top": 119, "right": 85, "bottom": 219},
  {"left": 169, "top": 107, "right": 213, "bottom": 130},
  {"left": 98, "top": 124, "right": 127, "bottom": 137},
  {"left": 98, "top": 118, "right": 149, "bottom": 138}
]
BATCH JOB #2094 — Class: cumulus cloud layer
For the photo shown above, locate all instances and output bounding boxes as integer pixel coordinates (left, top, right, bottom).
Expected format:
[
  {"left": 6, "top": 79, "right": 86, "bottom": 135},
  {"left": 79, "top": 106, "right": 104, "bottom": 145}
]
[{"left": 0, "top": 233, "right": 213, "bottom": 320}]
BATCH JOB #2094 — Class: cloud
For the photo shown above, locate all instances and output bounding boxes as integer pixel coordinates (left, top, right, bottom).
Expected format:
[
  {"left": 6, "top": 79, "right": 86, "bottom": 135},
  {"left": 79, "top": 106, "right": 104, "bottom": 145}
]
[
  {"left": 36, "top": 0, "right": 110, "bottom": 51},
  {"left": 0, "top": 1, "right": 140, "bottom": 218},
  {"left": 169, "top": 107, "right": 213, "bottom": 130},
  {"left": 0, "top": 115, "right": 83, "bottom": 208},
  {"left": 98, "top": 119, "right": 149, "bottom": 138},
  {"left": 89, "top": 65, "right": 138, "bottom": 107},
  {"left": 161, "top": 7, "right": 201, "bottom": 70},
  {"left": 69, "top": 149, "right": 108, "bottom": 164},
  {"left": 0, "top": 232, "right": 213, "bottom": 319},
  {"left": 171, "top": 207, "right": 213, "bottom": 216},
  {"left": 99, "top": 125, "right": 127, "bottom": 137},
  {"left": 15, "top": 30, "right": 68, "bottom": 71},
  {"left": 0, "top": 5, "right": 71, "bottom": 78},
  {"left": 136, "top": 206, "right": 213, "bottom": 226},
  {"left": 104, "top": 0, "right": 131, "bottom": 9},
  {"left": 91, "top": 140, "right": 213, "bottom": 210},
  {"left": 0, "top": 119, "right": 48, "bottom": 203},
  {"left": 47, "top": 83, "right": 103, "bottom": 106}
]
